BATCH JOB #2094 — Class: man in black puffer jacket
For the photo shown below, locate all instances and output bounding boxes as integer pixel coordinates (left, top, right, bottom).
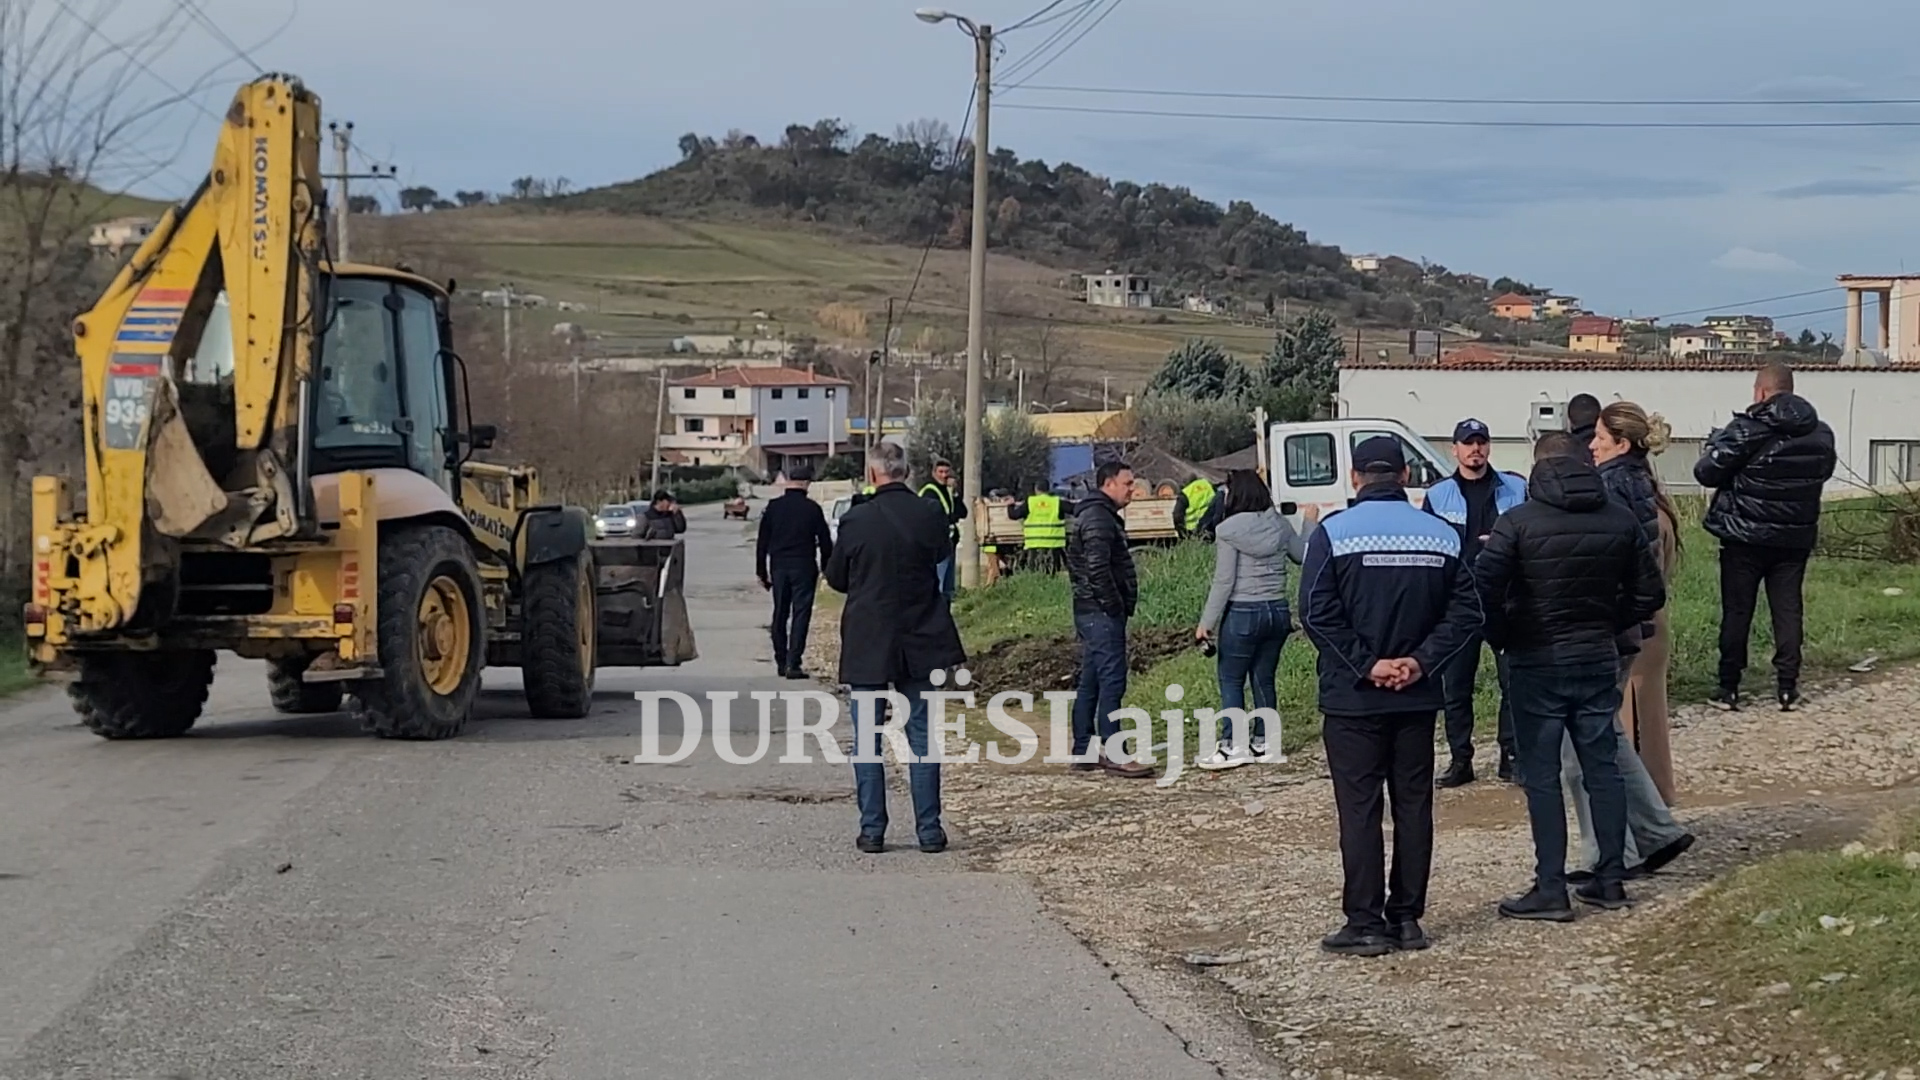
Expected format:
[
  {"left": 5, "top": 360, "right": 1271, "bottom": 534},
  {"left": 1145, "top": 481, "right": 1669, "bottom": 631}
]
[
  {"left": 1064, "top": 461, "right": 1151, "bottom": 778},
  {"left": 1693, "top": 362, "right": 1837, "bottom": 712},
  {"left": 1476, "top": 436, "right": 1665, "bottom": 920}
]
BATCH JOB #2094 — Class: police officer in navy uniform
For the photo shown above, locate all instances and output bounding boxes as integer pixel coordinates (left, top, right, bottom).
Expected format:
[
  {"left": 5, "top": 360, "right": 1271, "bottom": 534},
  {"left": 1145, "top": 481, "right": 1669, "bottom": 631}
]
[
  {"left": 1301, "top": 436, "right": 1482, "bottom": 957},
  {"left": 1422, "top": 418, "right": 1528, "bottom": 787}
]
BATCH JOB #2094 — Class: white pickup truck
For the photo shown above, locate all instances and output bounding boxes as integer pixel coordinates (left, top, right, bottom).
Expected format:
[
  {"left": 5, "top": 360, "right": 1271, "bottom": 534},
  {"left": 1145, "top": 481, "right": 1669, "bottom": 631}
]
[{"left": 1265, "top": 417, "right": 1452, "bottom": 527}]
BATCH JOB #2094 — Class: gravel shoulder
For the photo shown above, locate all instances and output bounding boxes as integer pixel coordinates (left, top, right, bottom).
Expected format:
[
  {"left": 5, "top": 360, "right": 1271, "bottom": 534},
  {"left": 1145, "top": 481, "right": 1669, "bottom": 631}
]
[{"left": 807, "top": 602, "right": 1920, "bottom": 1080}]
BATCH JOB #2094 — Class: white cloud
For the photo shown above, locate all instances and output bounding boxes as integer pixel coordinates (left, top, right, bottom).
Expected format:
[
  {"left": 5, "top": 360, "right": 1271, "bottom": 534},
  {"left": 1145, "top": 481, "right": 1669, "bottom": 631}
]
[{"left": 1711, "top": 247, "right": 1804, "bottom": 273}]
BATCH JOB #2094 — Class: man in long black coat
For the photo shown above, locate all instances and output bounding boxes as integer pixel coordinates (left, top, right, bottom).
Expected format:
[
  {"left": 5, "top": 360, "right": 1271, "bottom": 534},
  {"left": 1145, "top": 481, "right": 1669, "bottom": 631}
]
[{"left": 825, "top": 442, "right": 966, "bottom": 855}]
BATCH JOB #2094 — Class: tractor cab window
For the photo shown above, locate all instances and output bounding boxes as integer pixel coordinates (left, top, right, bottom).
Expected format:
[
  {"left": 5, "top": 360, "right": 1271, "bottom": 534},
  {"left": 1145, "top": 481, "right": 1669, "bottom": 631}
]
[{"left": 310, "top": 276, "right": 451, "bottom": 480}]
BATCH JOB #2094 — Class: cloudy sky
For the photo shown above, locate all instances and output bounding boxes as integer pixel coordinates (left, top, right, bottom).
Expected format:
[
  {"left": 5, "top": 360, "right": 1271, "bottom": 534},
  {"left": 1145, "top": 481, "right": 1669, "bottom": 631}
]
[{"left": 113, "top": 0, "right": 1920, "bottom": 334}]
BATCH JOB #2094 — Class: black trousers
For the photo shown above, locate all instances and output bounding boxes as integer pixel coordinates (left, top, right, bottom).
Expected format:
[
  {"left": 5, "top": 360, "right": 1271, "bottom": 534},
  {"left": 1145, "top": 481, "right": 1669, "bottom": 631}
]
[
  {"left": 769, "top": 562, "right": 818, "bottom": 671},
  {"left": 1323, "top": 710, "right": 1437, "bottom": 934},
  {"left": 1717, "top": 542, "right": 1809, "bottom": 692},
  {"left": 1438, "top": 640, "right": 1515, "bottom": 765}
]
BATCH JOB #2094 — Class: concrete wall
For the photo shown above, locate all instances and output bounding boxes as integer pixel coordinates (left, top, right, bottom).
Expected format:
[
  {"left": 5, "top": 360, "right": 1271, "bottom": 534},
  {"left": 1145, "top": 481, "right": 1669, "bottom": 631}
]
[
  {"left": 753, "top": 385, "right": 846, "bottom": 448},
  {"left": 1340, "top": 365, "right": 1920, "bottom": 491},
  {"left": 672, "top": 385, "right": 752, "bottom": 416}
]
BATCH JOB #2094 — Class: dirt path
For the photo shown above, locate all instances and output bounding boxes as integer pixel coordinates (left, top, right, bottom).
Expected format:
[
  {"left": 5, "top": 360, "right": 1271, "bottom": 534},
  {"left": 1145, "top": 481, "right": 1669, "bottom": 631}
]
[{"left": 806, "top": 609, "right": 1920, "bottom": 1079}]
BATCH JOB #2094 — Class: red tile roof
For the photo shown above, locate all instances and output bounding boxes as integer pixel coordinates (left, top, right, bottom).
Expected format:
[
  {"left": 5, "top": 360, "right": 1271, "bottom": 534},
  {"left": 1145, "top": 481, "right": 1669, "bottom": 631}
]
[
  {"left": 1569, "top": 316, "right": 1621, "bottom": 337},
  {"left": 1490, "top": 292, "right": 1534, "bottom": 307},
  {"left": 670, "top": 366, "right": 851, "bottom": 388}
]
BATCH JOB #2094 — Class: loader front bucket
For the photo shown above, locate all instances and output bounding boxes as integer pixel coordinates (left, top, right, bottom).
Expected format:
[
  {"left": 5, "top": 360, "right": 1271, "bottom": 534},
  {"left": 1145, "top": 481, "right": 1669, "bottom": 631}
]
[{"left": 590, "top": 538, "right": 697, "bottom": 667}]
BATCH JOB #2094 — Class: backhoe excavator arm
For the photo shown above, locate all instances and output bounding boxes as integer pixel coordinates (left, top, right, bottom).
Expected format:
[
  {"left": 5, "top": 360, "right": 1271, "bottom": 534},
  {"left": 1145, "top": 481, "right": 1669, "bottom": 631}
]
[{"left": 64, "top": 75, "right": 325, "bottom": 633}]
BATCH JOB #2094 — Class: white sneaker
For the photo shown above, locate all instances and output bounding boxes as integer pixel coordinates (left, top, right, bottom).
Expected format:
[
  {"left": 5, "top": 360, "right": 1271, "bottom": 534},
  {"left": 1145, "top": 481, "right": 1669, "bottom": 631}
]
[{"left": 1198, "top": 747, "right": 1252, "bottom": 771}]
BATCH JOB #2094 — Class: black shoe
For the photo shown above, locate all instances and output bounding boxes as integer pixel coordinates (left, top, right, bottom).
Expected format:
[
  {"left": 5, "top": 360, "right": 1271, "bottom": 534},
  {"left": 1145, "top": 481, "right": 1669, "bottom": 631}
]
[
  {"left": 1777, "top": 687, "right": 1802, "bottom": 711},
  {"left": 855, "top": 835, "right": 885, "bottom": 854},
  {"left": 1389, "top": 920, "right": 1430, "bottom": 951},
  {"left": 1565, "top": 868, "right": 1595, "bottom": 884},
  {"left": 1320, "top": 925, "right": 1395, "bottom": 957},
  {"left": 1708, "top": 687, "right": 1741, "bottom": 711},
  {"left": 918, "top": 831, "right": 948, "bottom": 854},
  {"left": 1641, "top": 833, "right": 1696, "bottom": 874},
  {"left": 1574, "top": 880, "right": 1633, "bottom": 910},
  {"left": 1497, "top": 887, "right": 1575, "bottom": 922},
  {"left": 1436, "top": 759, "right": 1476, "bottom": 789},
  {"left": 1496, "top": 752, "right": 1515, "bottom": 783},
  {"left": 783, "top": 667, "right": 810, "bottom": 680}
]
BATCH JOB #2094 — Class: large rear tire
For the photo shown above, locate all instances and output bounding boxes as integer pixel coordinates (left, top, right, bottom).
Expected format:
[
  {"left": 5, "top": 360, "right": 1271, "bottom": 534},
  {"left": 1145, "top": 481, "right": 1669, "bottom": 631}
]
[
  {"left": 70, "top": 650, "right": 217, "bottom": 739},
  {"left": 521, "top": 549, "right": 596, "bottom": 719},
  {"left": 268, "top": 656, "right": 345, "bottom": 714},
  {"left": 352, "top": 524, "right": 485, "bottom": 741}
]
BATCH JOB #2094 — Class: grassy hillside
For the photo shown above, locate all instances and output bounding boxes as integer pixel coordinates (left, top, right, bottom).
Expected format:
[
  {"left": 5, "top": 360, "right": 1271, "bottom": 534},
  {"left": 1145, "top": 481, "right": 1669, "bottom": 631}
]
[{"left": 360, "top": 206, "right": 1410, "bottom": 393}]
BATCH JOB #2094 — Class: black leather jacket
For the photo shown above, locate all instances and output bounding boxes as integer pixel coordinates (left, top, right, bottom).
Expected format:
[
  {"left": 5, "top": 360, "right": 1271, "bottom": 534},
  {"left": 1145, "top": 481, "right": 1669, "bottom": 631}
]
[
  {"left": 1693, "top": 393, "right": 1837, "bottom": 551},
  {"left": 1065, "top": 493, "right": 1137, "bottom": 618}
]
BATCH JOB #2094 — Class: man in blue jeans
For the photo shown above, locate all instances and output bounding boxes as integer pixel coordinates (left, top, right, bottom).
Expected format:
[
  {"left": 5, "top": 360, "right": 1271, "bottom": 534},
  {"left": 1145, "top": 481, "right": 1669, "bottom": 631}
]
[
  {"left": 1474, "top": 432, "right": 1665, "bottom": 918},
  {"left": 825, "top": 443, "right": 968, "bottom": 853},
  {"left": 1065, "top": 460, "right": 1154, "bottom": 779}
]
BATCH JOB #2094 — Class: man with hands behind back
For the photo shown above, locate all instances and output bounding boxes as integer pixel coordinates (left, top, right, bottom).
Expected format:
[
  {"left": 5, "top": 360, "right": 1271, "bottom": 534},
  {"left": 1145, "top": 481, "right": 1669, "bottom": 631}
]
[{"left": 1300, "top": 437, "right": 1482, "bottom": 957}]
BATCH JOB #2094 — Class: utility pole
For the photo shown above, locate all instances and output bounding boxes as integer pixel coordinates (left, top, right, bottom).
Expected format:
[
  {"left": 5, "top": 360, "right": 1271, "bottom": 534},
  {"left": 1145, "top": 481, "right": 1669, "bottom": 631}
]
[
  {"left": 1102, "top": 375, "right": 1111, "bottom": 411},
  {"left": 321, "top": 121, "right": 396, "bottom": 263},
  {"left": 650, "top": 369, "right": 667, "bottom": 495},
  {"left": 501, "top": 282, "right": 515, "bottom": 367},
  {"left": 958, "top": 21, "right": 992, "bottom": 588}
]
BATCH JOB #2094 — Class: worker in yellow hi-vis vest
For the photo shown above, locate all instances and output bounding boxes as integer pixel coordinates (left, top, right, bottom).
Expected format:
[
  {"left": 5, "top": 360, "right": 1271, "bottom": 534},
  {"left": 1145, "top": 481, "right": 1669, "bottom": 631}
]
[
  {"left": 1007, "top": 480, "right": 1067, "bottom": 574},
  {"left": 1175, "top": 474, "right": 1218, "bottom": 541},
  {"left": 918, "top": 459, "right": 967, "bottom": 597}
]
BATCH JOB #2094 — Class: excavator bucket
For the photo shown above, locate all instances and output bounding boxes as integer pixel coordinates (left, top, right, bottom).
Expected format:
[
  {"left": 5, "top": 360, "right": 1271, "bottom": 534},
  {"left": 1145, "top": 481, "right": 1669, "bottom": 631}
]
[{"left": 591, "top": 538, "right": 697, "bottom": 667}]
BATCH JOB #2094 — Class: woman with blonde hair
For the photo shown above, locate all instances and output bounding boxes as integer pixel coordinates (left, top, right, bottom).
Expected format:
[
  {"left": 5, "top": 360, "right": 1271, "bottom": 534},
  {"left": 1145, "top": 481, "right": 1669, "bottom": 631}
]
[
  {"left": 1591, "top": 402, "right": 1680, "bottom": 800},
  {"left": 1560, "top": 402, "right": 1697, "bottom": 883}
]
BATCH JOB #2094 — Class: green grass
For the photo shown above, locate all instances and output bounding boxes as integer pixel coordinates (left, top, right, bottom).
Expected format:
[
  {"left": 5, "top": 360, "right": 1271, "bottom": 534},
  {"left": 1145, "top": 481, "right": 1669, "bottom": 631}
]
[
  {"left": 954, "top": 522, "right": 1920, "bottom": 753},
  {"left": 1637, "top": 814, "right": 1920, "bottom": 1071},
  {"left": 0, "top": 633, "right": 33, "bottom": 697}
]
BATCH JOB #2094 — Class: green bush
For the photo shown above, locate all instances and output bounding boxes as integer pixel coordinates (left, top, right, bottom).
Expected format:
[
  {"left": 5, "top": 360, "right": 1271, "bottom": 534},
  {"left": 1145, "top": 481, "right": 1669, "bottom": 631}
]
[{"left": 668, "top": 476, "right": 741, "bottom": 504}]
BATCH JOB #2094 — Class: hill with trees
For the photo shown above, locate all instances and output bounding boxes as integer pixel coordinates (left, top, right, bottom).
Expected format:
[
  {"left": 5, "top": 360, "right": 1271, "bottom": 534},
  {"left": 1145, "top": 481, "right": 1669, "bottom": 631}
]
[{"left": 555, "top": 119, "right": 1517, "bottom": 330}]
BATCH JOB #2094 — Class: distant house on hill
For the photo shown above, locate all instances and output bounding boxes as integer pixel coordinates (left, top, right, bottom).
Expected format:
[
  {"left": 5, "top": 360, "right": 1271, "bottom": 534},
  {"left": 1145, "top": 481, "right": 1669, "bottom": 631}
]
[
  {"left": 1491, "top": 292, "right": 1539, "bottom": 321},
  {"left": 1667, "top": 327, "right": 1726, "bottom": 361},
  {"left": 1182, "top": 294, "right": 1220, "bottom": 315},
  {"left": 89, "top": 216, "right": 154, "bottom": 257},
  {"left": 1085, "top": 271, "right": 1152, "bottom": 309},
  {"left": 1568, "top": 316, "right": 1624, "bottom": 354},
  {"left": 1347, "top": 254, "right": 1382, "bottom": 273},
  {"left": 1542, "top": 295, "right": 1584, "bottom": 317}
]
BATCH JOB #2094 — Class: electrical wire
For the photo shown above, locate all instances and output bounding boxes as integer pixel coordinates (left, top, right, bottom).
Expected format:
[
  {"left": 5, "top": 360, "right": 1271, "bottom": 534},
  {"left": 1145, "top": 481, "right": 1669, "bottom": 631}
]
[
  {"left": 997, "top": 0, "right": 1124, "bottom": 91},
  {"left": 997, "top": 101, "right": 1920, "bottom": 129},
  {"left": 892, "top": 83, "right": 979, "bottom": 341},
  {"left": 1002, "top": 0, "right": 1083, "bottom": 33},
  {"left": 994, "top": 0, "right": 1107, "bottom": 86},
  {"left": 176, "top": 0, "right": 265, "bottom": 74},
  {"left": 1004, "top": 83, "right": 1920, "bottom": 108},
  {"left": 1650, "top": 288, "right": 1840, "bottom": 322}
]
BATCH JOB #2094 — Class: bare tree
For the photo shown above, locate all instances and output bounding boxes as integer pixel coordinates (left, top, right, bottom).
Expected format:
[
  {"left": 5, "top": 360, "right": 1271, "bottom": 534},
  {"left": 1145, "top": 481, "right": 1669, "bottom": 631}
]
[
  {"left": 0, "top": 0, "right": 225, "bottom": 597},
  {"left": 1020, "top": 321, "right": 1082, "bottom": 407}
]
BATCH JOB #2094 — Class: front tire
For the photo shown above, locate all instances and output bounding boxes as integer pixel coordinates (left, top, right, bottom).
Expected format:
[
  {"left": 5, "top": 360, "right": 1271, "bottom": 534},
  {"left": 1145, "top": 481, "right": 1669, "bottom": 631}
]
[
  {"left": 268, "top": 656, "right": 345, "bottom": 714},
  {"left": 521, "top": 549, "right": 596, "bottom": 719},
  {"left": 70, "top": 650, "right": 217, "bottom": 739},
  {"left": 352, "top": 524, "right": 485, "bottom": 740}
]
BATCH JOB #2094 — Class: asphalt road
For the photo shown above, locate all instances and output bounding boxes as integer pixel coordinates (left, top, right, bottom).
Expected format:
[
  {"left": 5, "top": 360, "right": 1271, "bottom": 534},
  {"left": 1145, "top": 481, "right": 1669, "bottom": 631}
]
[{"left": 0, "top": 506, "right": 1233, "bottom": 1080}]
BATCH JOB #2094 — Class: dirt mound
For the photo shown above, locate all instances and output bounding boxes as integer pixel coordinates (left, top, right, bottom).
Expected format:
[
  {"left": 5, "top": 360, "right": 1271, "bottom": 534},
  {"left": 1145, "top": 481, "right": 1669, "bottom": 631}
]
[{"left": 966, "top": 625, "right": 1191, "bottom": 696}]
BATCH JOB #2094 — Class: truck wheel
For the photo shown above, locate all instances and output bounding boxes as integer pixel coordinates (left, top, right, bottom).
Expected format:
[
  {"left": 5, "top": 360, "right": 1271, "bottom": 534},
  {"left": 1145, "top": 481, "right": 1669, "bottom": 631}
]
[
  {"left": 352, "top": 524, "right": 485, "bottom": 741},
  {"left": 70, "top": 650, "right": 217, "bottom": 739},
  {"left": 521, "top": 549, "right": 596, "bottom": 719},
  {"left": 268, "top": 656, "right": 345, "bottom": 714}
]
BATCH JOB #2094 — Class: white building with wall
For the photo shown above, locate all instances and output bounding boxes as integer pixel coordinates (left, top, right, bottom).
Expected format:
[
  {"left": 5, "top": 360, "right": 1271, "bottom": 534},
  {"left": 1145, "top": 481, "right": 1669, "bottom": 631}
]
[
  {"left": 1339, "top": 357, "right": 1920, "bottom": 491},
  {"left": 662, "top": 366, "right": 849, "bottom": 471}
]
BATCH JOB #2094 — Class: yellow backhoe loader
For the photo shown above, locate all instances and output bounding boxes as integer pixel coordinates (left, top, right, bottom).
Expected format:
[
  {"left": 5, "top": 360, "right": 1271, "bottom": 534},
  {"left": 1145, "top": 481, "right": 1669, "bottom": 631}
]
[{"left": 21, "top": 74, "right": 695, "bottom": 740}]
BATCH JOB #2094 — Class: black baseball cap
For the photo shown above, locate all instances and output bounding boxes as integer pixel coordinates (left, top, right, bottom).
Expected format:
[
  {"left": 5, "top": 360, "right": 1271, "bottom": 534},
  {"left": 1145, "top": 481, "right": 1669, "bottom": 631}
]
[
  {"left": 1352, "top": 435, "right": 1407, "bottom": 474},
  {"left": 1453, "top": 418, "right": 1491, "bottom": 443}
]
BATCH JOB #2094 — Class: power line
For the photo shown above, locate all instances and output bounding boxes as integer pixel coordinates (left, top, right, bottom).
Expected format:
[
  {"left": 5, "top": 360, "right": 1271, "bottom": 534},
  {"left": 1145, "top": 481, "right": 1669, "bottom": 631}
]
[
  {"left": 995, "top": 0, "right": 1108, "bottom": 85},
  {"left": 895, "top": 82, "right": 979, "bottom": 331},
  {"left": 1005, "top": 83, "right": 1920, "bottom": 108},
  {"left": 1002, "top": 0, "right": 1084, "bottom": 33},
  {"left": 1650, "top": 287, "right": 1840, "bottom": 322},
  {"left": 998, "top": 101, "right": 1920, "bottom": 129},
  {"left": 998, "top": 0, "right": 1124, "bottom": 91},
  {"left": 176, "top": 0, "right": 265, "bottom": 75}
]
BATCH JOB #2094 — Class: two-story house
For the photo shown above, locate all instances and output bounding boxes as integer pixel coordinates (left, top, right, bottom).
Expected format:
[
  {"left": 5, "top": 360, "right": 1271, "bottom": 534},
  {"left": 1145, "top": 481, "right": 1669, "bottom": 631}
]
[
  {"left": 661, "top": 367, "right": 850, "bottom": 474},
  {"left": 1702, "top": 314, "right": 1776, "bottom": 354},
  {"left": 1568, "top": 315, "right": 1624, "bottom": 355},
  {"left": 1667, "top": 327, "right": 1726, "bottom": 361},
  {"left": 1491, "top": 292, "right": 1539, "bottom": 321}
]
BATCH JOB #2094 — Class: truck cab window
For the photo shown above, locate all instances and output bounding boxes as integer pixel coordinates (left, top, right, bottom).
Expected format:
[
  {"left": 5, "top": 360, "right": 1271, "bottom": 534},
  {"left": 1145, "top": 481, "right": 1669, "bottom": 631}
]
[
  {"left": 1349, "top": 429, "right": 1444, "bottom": 488},
  {"left": 1284, "top": 433, "right": 1336, "bottom": 486},
  {"left": 313, "top": 278, "right": 403, "bottom": 464}
]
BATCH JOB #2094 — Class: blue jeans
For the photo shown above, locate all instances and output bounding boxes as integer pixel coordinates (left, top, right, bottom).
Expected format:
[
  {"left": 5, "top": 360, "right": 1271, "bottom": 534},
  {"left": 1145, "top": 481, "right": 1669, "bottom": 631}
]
[
  {"left": 936, "top": 550, "right": 957, "bottom": 597},
  {"left": 849, "top": 680, "right": 942, "bottom": 845},
  {"left": 1071, "top": 610, "right": 1128, "bottom": 756},
  {"left": 1507, "top": 662, "right": 1628, "bottom": 891},
  {"left": 1215, "top": 600, "right": 1288, "bottom": 742},
  {"left": 1563, "top": 658, "right": 1689, "bottom": 871}
]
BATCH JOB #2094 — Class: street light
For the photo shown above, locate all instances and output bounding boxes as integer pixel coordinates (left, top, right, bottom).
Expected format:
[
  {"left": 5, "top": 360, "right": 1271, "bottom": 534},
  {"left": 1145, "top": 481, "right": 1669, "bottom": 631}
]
[{"left": 917, "top": 6, "right": 991, "bottom": 590}]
